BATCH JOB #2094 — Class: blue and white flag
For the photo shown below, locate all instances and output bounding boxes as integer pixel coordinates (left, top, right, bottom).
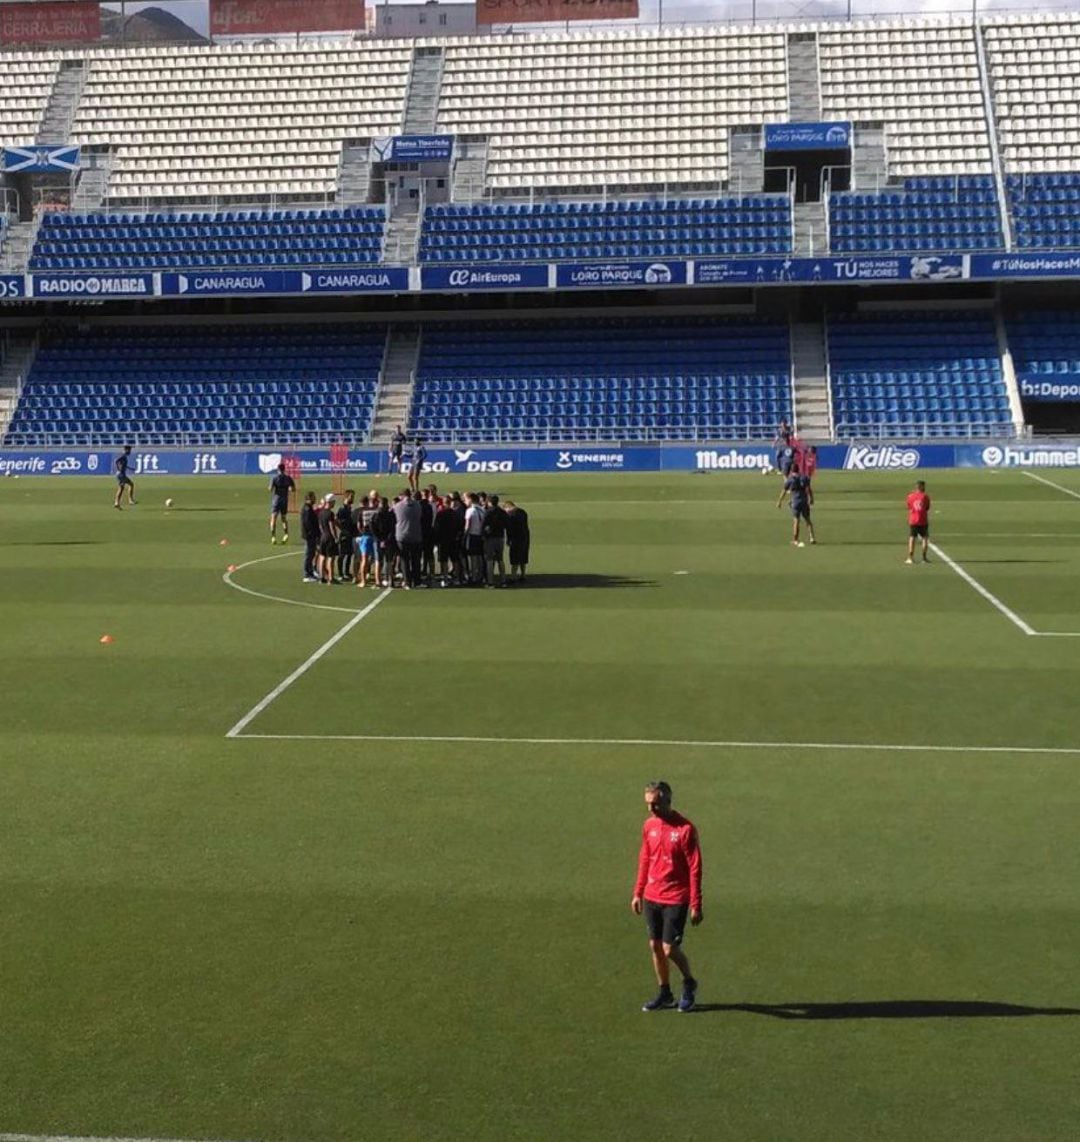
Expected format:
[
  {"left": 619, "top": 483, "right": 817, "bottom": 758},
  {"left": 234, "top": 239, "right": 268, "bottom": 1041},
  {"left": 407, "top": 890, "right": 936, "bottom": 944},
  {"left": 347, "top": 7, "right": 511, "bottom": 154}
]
[{"left": 2, "top": 145, "right": 81, "bottom": 173}]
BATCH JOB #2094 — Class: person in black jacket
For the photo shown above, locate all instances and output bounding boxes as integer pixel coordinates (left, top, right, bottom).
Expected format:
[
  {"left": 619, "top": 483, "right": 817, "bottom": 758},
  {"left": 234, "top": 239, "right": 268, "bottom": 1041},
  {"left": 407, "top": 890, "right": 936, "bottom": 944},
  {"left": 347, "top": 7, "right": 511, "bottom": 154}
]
[
  {"left": 336, "top": 489, "right": 358, "bottom": 582},
  {"left": 482, "top": 493, "right": 509, "bottom": 588},
  {"left": 299, "top": 491, "right": 319, "bottom": 582},
  {"left": 371, "top": 496, "right": 396, "bottom": 587},
  {"left": 504, "top": 500, "right": 530, "bottom": 583}
]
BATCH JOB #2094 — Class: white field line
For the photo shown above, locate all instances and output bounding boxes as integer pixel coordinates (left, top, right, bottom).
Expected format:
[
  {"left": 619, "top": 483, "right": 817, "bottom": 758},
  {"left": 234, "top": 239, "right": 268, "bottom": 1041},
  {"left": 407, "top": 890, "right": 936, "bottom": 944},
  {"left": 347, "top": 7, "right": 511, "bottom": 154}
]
[
  {"left": 928, "top": 542, "right": 1037, "bottom": 636},
  {"left": 223, "top": 551, "right": 360, "bottom": 615},
  {"left": 0, "top": 1136, "right": 256, "bottom": 1142},
  {"left": 1022, "top": 470, "right": 1080, "bottom": 500},
  {"left": 225, "top": 588, "right": 392, "bottom": 738},
  {"left": 230, "top": 732, "right": 1080, "bottom": 756}
]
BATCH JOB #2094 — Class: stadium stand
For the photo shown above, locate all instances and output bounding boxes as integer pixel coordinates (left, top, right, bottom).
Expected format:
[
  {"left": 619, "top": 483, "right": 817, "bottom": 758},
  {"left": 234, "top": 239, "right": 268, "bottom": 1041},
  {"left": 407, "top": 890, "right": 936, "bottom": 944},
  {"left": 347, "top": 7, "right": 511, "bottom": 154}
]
[
  {"left": 818, "top": 20, "right": 992, "bottom": 176},
  {"left": 829, "top": 176, "right": 1003, "bottom": 254},
  {"left": 1005, "top": 173, "right": 1080, "bottom": 250},
  {"left": 419, "top": 195, "right": 791, "bottom": 262},
  {"left": 828, "top": 311, "right": 1013, "bottom": 439},
  {"left": 28, "top": 205, "right": 387, "bottom": 271},
  {"left": 435, "top": 28, "right": 788, "bottom": 190},
  {"left": 4, "top": 325, "right": 385, "bottom": 446},
  {"left": 0, "top": 51, "right": 60, "bottom": 149},
  {"left": 70, "top": 41, "right": 412, "bottom": 202},
  {"left": 409, "top": 318, "right": 792, "bottom": 442},
  {"left": 984, "top": 13, "right": 1080, "bottom": 175},
  {"left": 1005, "top": 310, "right": 1080, "bottom": 387}
]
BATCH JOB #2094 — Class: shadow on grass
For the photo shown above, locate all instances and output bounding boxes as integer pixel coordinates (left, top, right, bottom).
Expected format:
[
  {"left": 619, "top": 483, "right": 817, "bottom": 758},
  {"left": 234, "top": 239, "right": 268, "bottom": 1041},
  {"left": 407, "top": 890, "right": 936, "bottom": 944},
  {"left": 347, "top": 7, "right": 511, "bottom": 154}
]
[
  {"left": 691, "top": 1000, "right": 1080, "bottom": 1019},
  {"left": 515, "top": 573, "right": 656, "bottom": 589},
  {"left": 9, "top": 539, "right": 103, "bottom": 546}
]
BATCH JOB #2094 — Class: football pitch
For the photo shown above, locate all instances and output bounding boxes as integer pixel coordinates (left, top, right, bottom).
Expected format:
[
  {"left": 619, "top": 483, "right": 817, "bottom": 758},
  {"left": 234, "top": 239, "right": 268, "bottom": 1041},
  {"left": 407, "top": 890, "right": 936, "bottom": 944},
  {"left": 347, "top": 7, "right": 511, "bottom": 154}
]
[{"left": 3, "top": 467, "right": 1080, "bottom": 1142}]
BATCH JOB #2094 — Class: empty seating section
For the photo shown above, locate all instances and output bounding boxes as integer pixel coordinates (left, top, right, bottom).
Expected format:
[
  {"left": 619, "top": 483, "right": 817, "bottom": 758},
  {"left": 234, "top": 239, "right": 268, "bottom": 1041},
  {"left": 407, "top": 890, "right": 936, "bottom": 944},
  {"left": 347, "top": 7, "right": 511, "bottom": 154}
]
[
  {"left": 70, "top": 42, "right": 411, "bottom": 201},
  {"left": 5, "top": 326, "right": 384, "bottom": 446},
  {"left": 829, "top": 312, "right": 1011, "bottom": 439},
  {"left": 1005, "top": 311, "right": 1080, "bottom": 388},
  {"left": 984, "top": 15, "right": 1080, "bottom": 174},
  {"left": 420, "top": 196, "right": 790, "bottom": 262},
  {"left": 1007, "top": 173, "right": 1080, "bottom": 248},
  {"left": 29, "top": 206, "right": 386, "bottom": 271},
  {"left": 0, "top": 52, "right": 58, "bottom": 148},
  {"left": 410, "top": 320, "right": 791, "bottom": 442},
  {"left": 436, "top": 29, "right": 787, "bottom": 190},
  {"left": 830, "top": 176, "right": 1002, "bottom": 254},
  {"left": 819, "top": 22, "right": 992, "bottom": 177}
]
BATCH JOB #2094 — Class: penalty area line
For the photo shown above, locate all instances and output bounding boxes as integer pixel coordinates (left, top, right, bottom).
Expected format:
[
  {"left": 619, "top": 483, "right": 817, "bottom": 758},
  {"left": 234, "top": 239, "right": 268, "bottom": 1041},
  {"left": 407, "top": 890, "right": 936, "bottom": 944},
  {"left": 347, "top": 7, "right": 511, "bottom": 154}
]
[
  {"left": 225, "top": 587, "right": 392, "bottom": 738},
  {"left": 229, "top": 733, "right": 1080, "bottom": 756},
  {"left": 928, "top": 542, "right": 1037, "bottom": 636}
]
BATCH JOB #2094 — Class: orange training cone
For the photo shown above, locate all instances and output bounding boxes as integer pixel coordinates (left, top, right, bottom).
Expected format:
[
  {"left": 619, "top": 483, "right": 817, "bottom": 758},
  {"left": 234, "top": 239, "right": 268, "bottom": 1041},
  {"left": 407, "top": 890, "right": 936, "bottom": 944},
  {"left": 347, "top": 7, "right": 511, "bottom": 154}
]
[{"left": 99, "top": 634, "right": 114, "bottom": 645}]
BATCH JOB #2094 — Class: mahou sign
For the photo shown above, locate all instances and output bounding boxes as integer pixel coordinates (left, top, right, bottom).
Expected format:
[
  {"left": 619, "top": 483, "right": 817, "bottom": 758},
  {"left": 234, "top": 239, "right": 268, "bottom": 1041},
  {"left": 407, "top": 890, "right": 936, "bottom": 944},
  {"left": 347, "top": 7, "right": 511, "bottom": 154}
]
[
  {"left": 0, "top": 1, "right": 100, "bottom": 44},
  {"left": 477, "top": 0, "right": 638, "bottom": 24},
  {"left": 210, "top": 0, "right": 365, "bottom": 35}
]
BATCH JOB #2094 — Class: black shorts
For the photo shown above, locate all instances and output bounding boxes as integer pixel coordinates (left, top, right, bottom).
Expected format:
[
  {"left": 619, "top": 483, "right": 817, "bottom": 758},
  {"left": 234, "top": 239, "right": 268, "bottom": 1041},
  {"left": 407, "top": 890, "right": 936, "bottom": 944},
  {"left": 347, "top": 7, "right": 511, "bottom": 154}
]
[
  {"left": 643, "top": 900, "right": 689, "bottom": 946},
  {"left": 271, "top": 497, "right": 288, "bottom": 516},
  {"left": 909, "top": 524, "right": 928, "bottom": 538},
  {"left": 318, "top": 536, "right": 337, "bottom": 557},
  {"left": 791, "top": 502, "right": 811, "bottom": 520}
]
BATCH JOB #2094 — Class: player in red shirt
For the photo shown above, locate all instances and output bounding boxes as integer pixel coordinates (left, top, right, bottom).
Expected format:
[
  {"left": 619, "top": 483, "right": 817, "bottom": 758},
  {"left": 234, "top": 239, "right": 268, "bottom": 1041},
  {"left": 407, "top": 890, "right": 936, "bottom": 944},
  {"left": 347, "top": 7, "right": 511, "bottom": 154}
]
[
  {"left": 906, "top": 479, "right": 932, "bottom": 564},
  {"left": 631, "top": 781, "right": 703, "bottom": 1012}
]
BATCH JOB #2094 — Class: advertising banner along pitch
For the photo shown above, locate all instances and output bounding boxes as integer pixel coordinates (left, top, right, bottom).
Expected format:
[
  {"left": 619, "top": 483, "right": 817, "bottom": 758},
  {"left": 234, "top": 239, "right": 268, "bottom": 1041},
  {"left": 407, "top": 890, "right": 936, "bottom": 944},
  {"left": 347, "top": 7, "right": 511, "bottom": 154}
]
[
  {"left": 0, "top": 1, "right": 100, "bottom": 44},
  {"left": 476, "top": 0, "right": 638, "bottom": 25},
  {"left": 210, "top": 0, "right": 365, "bottom": 36}
]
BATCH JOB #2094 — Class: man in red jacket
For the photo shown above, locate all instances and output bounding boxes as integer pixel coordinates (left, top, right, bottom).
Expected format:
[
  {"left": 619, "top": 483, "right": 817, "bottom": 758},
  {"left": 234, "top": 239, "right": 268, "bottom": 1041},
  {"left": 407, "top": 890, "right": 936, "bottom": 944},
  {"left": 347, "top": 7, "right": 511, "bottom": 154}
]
[{"left": 631, "top": 781, "right": 703, "bottom": 1012}]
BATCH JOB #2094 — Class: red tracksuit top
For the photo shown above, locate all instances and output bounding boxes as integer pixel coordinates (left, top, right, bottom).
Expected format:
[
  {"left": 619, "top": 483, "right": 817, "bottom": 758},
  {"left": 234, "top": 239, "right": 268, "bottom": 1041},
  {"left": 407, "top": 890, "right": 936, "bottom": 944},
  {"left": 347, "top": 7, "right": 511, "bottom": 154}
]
[{"left": 634, "top": 810, "right": 703, "bottom": 911}]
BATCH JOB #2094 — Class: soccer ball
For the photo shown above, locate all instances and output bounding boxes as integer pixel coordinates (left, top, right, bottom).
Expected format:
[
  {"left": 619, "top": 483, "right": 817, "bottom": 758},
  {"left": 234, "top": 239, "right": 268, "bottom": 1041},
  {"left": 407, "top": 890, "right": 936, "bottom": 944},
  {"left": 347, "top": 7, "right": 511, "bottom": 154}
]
[
  {"left": 761, "top": 467, "right": 771, "bottom": 476},
  {"left": 165, "top": 498, "right": 174, "bottom": 508}
]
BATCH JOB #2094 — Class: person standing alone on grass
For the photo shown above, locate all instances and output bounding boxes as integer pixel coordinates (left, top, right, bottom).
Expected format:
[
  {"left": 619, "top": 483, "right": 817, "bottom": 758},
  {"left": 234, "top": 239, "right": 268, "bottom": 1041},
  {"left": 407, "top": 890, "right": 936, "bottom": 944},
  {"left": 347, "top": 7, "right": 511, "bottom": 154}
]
[
  {"left": 114, "top": 444, "right": 136, "bottom": 509},
  {"left": 269, "top": 462, "right": 295, "bottom": 544},
  {"left": 777, "top": 463, "right": 816, "bottom": 547},
  {"left": 504, "top": 500, "right": 530, "bottom": 582},
  {"left": 906, "top": 480, "right": 932, "bottom": 564},
  {"left": 388, "top": 425, "right": 405, "bottom": 475},
  {"left": 632, "top": 781, "right": 702, "bottom": 1013}
]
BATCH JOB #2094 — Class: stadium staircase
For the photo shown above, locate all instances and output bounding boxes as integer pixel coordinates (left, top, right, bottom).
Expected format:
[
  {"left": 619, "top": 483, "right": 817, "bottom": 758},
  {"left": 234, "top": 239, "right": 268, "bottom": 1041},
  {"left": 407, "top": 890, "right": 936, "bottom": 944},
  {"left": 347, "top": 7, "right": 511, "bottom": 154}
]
[
  {"left": 728, "top": 128, "right": 764, "bottom": 196},
  {"left": 851, "top": 125, "right": 888, "bottom": 193},
  {"left": 337, "top": 143, "right": 373, "bottom": 208},
  {"left": 71, "top": 150, "right": 114, "bottom": 213},
  {"left": 793, "top": 201, "right": 826, "bottom": 256},
  {"left": 451, "top": 138, "right": 489, "bottom": 204},
  {"left": 786, "top": 33, "right": 822, "bottom": 121},
  {"left": 36, "top": 59, "right": 86, "bottom": 144},
  {"left": 403, "top": 47, "right": 444, "bottom": 136},
  {"left": 790, "top": 322, "right": 832, "bottom": 441},
  {"left": 0, "top": 333, "right": 39, "bottom": 442},
  {"left": 371, "top": 326, "right": 420, "bottom": 444},
  {"left": 384, "top": 212, "right": 420, "bottom": 264},
  {"left": 0, "top": 218, "right": 41, "bottom": 273}
]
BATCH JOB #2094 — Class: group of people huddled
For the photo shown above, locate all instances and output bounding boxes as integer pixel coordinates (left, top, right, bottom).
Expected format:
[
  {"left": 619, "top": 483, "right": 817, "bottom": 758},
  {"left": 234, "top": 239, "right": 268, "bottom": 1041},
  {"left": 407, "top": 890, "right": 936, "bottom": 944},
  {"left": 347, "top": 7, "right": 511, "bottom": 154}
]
[{"left": 299, "top": 485, "right": 531, "bottom": 590}]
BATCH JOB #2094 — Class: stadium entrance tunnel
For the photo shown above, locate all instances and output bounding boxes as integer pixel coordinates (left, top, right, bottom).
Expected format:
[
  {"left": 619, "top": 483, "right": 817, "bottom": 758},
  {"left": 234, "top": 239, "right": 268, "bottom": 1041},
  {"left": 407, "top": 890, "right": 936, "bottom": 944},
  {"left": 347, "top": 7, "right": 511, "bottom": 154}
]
[{"left": 765, "top": 148, "right": 851, "bottom": 203}]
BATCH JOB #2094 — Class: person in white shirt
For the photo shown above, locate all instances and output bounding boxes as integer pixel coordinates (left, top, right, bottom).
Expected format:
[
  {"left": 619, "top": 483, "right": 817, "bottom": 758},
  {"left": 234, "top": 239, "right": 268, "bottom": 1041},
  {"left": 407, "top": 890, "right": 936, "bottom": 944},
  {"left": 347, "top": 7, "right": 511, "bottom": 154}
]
[{"left": 464, "top": 492, "right": 486, "bottom": 585}]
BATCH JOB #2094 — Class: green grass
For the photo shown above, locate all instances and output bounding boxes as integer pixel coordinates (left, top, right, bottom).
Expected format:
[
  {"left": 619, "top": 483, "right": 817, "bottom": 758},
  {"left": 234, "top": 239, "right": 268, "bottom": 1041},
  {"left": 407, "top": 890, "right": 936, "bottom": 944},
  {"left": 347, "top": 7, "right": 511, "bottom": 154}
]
[{"left": 3, "top": 468, "right": 1080, "bottom": 1141}]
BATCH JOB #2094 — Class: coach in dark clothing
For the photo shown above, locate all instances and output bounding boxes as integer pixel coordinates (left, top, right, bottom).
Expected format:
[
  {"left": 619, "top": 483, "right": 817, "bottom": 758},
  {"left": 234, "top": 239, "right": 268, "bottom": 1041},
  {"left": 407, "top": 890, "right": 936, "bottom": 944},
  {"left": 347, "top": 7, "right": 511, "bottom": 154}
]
[
  {"left": 336, "top": 490, "right": 358, "bottom": 581},
  {"left": 393, "top": 490, "right": 423, "bottom": 589},
  {"left": 505, "top": 500, "right": 530, "bottom": 582},
  {"left": 419, "top": 491, "right": 436, "bottom": 583},
  {"left": 371, "top": 496, "right": 396, "bottom": 586},
  {"left": 300, "top": 491, "right": 319, "bottom": 581}
]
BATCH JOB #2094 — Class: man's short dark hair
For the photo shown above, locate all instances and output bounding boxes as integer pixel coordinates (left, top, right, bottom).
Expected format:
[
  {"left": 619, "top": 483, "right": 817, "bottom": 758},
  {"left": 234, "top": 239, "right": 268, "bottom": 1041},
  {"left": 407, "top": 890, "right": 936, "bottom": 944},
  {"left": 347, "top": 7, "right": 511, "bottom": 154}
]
[
  {"left": 646, "top": 780, "right": 672, "bottom": 802},
  {"left": 278, "top": 463, "right": 286, "bottom": 472},
  {"left": 916, "top": 480, "right": 926, "bottom": 491},
  {"left": 489, "top": 493, "right": 499, "bottom": 506}
]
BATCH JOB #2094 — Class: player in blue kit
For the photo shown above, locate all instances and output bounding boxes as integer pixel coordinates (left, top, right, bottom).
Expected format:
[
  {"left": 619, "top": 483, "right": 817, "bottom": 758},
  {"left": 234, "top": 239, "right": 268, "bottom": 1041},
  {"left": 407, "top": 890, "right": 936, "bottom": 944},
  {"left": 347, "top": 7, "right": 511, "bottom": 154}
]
[
  {"left": 776, "top": 463, "right": 816, "bottom": 547},
  {"left": 113, "top": 445, "right": 136, "bottom": 509}
]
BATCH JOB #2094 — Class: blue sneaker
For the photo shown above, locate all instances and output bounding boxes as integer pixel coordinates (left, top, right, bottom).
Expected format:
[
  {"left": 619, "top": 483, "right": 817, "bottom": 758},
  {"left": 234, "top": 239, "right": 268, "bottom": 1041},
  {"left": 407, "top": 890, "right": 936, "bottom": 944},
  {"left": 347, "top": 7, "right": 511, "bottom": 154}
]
[
  {"left": 642, "top": 988, "right": 676, "bottom": 1012},
  {"left": 678, "top": 978, "right": 698, "bottom": 1013}
]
